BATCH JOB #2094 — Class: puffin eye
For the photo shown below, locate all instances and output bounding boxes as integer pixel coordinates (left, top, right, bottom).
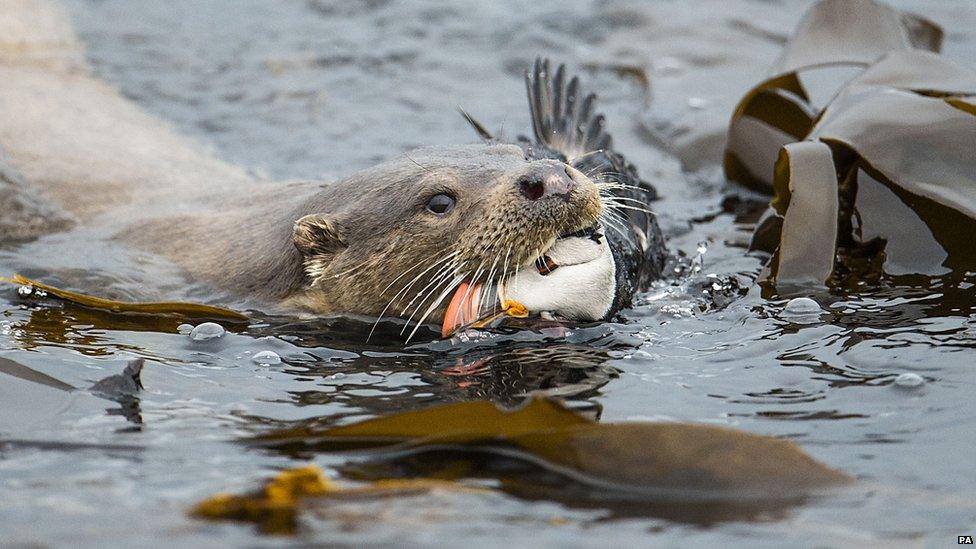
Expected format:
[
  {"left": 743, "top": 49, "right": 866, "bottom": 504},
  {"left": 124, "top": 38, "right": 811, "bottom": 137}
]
[{"left": 426, "top": 193, "right": 456, "bottom": 215}]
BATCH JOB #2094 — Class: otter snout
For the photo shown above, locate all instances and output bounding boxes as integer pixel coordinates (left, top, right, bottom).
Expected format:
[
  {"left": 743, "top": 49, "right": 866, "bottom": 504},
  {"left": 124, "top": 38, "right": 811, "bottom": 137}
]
[{"left": 517, "top": 162, "right": 576, "bottom": 201}]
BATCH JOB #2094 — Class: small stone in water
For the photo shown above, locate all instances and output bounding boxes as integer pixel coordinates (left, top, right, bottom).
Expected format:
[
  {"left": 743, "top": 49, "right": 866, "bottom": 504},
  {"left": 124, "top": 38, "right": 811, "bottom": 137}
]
[
  {"left": 894, "top": 373, "right": 924, "bottom": 388},
  {"left": 783, "top": 297, "right": 822, "bottom": 315},
  {"left": 252, "top": 350, "right": 281, "bottom": 365},
  {"left": 189, "top": 322, "right": 225, "bottom": 341}
]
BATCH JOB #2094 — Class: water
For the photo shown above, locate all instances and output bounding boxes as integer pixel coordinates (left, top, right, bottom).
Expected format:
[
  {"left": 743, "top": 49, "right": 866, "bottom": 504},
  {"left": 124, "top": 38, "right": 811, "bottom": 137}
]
[{"left": 2, "top": 0, "right": 975, "bottom": 546}]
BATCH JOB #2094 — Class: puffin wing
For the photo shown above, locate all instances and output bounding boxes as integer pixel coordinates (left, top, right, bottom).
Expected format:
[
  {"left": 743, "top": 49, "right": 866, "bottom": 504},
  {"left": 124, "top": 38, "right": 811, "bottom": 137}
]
[{"left": 523, "top": 58, "right": 666, "bottom": 299}]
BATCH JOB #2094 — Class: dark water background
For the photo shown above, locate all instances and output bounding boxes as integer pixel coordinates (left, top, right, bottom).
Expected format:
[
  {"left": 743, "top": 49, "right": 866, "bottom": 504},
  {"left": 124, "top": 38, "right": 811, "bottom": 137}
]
[{"left": 1, "top": 0, "right": 975, "bottom": 546}]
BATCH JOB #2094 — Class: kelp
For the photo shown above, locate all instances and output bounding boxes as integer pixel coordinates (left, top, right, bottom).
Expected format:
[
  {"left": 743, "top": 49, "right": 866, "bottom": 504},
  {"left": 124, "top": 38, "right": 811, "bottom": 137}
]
[
  {"left": 191, "top": 466, "right": 336, "bottom": 535},
  {"left": 190, "top": 465, "right": 487, "bottom": 534},
  {"left": 250, "top": 398, "right": 849, "bottom": 513},
  {"left": 725, "top": 0, "right": 976, "bottom": 287},
  {"left": 2, "top": 274, "right": 249, "bottom": 323}
]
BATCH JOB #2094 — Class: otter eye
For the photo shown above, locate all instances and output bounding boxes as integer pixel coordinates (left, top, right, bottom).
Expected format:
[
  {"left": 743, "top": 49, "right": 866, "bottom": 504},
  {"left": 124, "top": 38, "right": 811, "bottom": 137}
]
[{"left": 426, "top": 193, "right": 456, "bottom": 215}]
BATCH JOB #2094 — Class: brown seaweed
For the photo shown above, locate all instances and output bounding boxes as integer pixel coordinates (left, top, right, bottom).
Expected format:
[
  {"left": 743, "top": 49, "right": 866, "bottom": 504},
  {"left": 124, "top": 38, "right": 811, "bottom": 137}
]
[
  {"left": 248, "top": 398, "right": 848, "bottom": 515},
  {"left": 2, "top": 274, "right": 249, "bottom": 323},
  {"left": 725, "top": 0, "right": 976, "bottom": 286}
]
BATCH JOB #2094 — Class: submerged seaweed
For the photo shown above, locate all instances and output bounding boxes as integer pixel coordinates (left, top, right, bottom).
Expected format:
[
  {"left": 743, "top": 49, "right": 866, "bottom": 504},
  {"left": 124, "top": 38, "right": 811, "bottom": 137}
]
[{"left": 196, "top": 398, "right": 847, "bottom": 533}]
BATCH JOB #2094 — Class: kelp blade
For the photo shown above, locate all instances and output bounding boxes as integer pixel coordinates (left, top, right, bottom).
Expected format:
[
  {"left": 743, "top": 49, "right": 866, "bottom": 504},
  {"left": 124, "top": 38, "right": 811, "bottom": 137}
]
[
  {"left": 509, "top": 422, "right": 849, "bottom": 499},
  {"left": 3, "top": 274, "right": 248, "bottom": 323},
  {"left": 725, "top": 0, "right": 976, "bottom": 283},
  {"left": 253, "top": 398, "right": 849, "bottom": 502},
  {"left": 771, "top": 142, "right": 838, "bottom": 286},
  {"left": 191, "top": 465, "right": 488, "bottom": 534},
  {"left": 255, "top": 397, "right": 589, "bottom": 446},
  {"left": 191, "top": 466, "right": 336, "bottom": 535},
  {"left": 772, "top": 0, "right": 938, "bottom": 75},
  {"left": 724, "top": 0, "right": 944, "bottom": 193}
]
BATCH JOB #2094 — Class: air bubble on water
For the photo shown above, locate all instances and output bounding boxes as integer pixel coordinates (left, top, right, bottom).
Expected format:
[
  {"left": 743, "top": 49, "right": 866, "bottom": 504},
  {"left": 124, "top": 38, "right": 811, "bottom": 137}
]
[
  {"left": 894, "top": 372, "right": 925, "bottom": 388},
  {"left": 783, "top": 297, "right": 822, "bottom": 316},
  {"left": 189, "top": 322, "right": 225, "bottom": 341},
  {"left": 687, "top": 97, "right": 709, "bottom": 110},
  {"left": 17, "top": 285, "right": 33, "bottom": 297},
  {"left": 177, "top": 323, "right": 194, "bottom": 335},
  {"left": 252, "top": 350, "right": 282, "bottom": 366},
  {"left": 328, "top": 372, "right": 346, "bottom": 380}
]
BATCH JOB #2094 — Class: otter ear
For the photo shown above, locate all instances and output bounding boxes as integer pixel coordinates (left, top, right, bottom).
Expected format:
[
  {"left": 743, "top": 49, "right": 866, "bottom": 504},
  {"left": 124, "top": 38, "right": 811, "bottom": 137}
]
[{"left": 293, "top": 214, "right": 346, "bottom": 257}]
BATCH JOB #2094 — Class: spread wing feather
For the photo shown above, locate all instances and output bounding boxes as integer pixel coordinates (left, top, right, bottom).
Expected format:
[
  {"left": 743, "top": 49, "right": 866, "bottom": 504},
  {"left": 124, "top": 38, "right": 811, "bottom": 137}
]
[{"left": 523, "top": 58, "right": 666, "bottom": 304}]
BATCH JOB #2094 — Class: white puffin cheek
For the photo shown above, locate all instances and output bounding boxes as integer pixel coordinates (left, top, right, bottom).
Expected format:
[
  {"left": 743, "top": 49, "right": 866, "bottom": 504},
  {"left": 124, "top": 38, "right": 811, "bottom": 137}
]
[{"left": 502, "top": 237, "right": 616, "bottom": 321}]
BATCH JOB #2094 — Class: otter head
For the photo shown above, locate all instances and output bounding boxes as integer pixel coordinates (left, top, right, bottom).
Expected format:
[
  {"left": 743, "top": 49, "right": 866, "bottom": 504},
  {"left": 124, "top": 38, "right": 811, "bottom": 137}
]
[{"left": 290, "top": 143, "right": 614, "bottom": 338}]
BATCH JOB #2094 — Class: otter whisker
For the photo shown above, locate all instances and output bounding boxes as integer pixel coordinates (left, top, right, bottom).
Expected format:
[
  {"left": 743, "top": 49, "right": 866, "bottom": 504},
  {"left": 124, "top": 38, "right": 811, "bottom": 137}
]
[
  {"left": 401, "top": 267, "right": 460, "bottom": 337},
  {"left": 453, "top": 260, "right": 487, "bottom": 330},
  {"left": 513, "top": 257, "right": 522, "bottom": 293},
  {"left": 595, "top": 183, "right": 652, "bottom": 198},
  {"left": 399, "top": 260, "right": 458, "bottom": 317},
  {"left": 399, "top": 262, "right": 461, "bottom": 333},
  {"left": 604, "top": 194, "right": 653, "bottom": 205},
  {"left": 331, "top": 255, "right": 385, "bottom": 281},
  {"left": 479, "top": 256, "right": 501, "bottom": 317},
  {"left": 368, "top": 250, "right": 459, "bottom": 341},
  {"left": 605, "top": 202, "right": 657, "bottom": 216},
  {"left": 405, "top": 275, "right": 466, "bottom": 343},
  {"left": 376, "top": 253, "right": 438, "bottom": 298},
  {"left": 385, "top": 250, "right": 459, "bottom": 310},
  {"left": 599, "top": 209, "right": 635, "bottom": 245},
  {"left": 496, "top": 245, "right": 513, "bottom": 314},
  {"left": 408, "top": 263, "right": 468, "bottom": 338},
  {"left": 403, "top": 153, "right": 434, "bottom": 174},
  {"left": 570, "top": 149, "right": 606, "bottom": 165},
  {"left": 601, "top": 191, "right": 647, "bottom": 204},
  {"left": 604, "top": 204, "right": 654, "bottom": 218},
  {"left": 593, "top": 174, "right": 652, "bottom": 194}
]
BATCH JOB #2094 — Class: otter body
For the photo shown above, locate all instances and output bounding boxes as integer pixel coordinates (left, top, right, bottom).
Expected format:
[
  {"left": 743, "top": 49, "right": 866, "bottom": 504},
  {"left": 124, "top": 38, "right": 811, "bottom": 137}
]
[{"left": 1, "top": 2, "right": 666, "bottom": 336}]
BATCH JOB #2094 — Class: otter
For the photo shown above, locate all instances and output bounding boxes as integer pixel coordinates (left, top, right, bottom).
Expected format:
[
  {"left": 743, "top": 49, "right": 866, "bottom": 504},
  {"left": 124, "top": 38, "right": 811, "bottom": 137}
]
[
  {"left": 124, "top": 60, "right": 667, "bottom": 338},
  {"left": 0, "top": 3, "right": 665, "bottom": 339}
]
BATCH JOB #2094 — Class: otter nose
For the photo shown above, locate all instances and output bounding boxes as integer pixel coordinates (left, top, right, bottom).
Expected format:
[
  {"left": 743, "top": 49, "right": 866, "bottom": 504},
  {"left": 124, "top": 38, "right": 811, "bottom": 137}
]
[{"left": 517, "top": 164, "right": 576, "bottom": 201}]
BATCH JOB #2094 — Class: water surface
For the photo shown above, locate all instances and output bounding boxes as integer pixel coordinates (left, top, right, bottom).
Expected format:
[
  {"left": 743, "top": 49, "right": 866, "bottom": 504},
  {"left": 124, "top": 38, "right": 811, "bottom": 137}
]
[{"left": 2, "top": 0, "right": 975, "bottom": 546}]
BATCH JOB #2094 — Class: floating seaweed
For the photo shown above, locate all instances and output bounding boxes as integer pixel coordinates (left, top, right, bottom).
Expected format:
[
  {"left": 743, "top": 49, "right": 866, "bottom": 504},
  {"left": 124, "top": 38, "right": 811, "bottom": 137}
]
[
  {"left": 190, "top": 465, "right": 487, "bottom": 535},
  {"left": 724, "top": 0, "right": 976, "bottom": 288},
  {"left": 2, "top": 274, "right": 249, "bottom": 324}
]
